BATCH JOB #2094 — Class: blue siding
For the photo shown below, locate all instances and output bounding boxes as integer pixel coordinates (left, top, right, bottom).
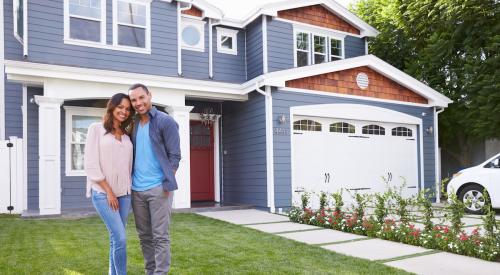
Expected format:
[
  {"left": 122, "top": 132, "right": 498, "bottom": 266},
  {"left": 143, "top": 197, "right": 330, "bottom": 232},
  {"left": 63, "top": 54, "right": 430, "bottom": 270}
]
[
  {"left": 272, "top": 89, "right": 436, "bottom": 208},
  {"left": 26, "top": 0, "right": 178, "bottom": 76},
  {"left": 181, "top": 18, "right": 209, "bottom": 80},
  {"left": 212, "top": 27, "right": 246, "bottom": 83},
  {"left": 3, "top": 1, "right": 23, "bottom": 60},
  {"left": 222, "top": 92, "right": 267, "bottom": 207},
  {"left": 245, "top": 18, "right": 263, "bottom": 80},
  {"left": 4, "top": 80, "right": 23, "bottom": 138},
  {"left": 345, "top": 36, "right": 366, "bottom": 58},
  {"left": 27, "top": 87, "right": 43, "bottom": 210},
  {"left": 267, "top": 17, "right": 294, "bottom": 73}
]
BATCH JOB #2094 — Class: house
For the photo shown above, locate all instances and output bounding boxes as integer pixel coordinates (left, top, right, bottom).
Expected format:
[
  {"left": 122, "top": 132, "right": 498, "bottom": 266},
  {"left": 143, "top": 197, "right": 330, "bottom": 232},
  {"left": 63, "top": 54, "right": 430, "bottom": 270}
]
[{"left": 0, "top": 0, "right": 452, "bottom": 216}]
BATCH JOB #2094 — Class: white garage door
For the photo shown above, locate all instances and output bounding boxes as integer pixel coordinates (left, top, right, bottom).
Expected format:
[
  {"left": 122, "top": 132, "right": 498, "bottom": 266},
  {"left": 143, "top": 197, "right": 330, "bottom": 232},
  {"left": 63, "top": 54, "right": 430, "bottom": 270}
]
[{"left": 292, "top": 116, "right": 419, "bottom": 209}]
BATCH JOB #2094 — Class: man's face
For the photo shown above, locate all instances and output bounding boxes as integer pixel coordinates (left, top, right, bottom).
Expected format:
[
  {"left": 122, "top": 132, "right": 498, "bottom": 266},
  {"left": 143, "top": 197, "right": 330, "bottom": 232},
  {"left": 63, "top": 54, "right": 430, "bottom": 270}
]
[{"left": 129, "top": 87, "right": 152, "bottom": 115}]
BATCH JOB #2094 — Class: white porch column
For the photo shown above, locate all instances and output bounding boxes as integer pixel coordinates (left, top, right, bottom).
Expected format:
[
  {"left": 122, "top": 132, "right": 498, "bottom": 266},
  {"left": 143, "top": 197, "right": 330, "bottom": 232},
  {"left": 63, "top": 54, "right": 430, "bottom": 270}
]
[
  {"left": 34, "top": 96, "right": 64, "bottom": 215},
  {"left": 166, "top": 105, "right": 194, "bottom": 209}
]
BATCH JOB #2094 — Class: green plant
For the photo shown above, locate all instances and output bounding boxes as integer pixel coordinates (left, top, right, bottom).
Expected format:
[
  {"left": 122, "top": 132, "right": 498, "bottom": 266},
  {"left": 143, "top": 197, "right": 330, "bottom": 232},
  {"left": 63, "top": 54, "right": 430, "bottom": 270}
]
[
  {"left": 417, "top": 189, "right": 434, "bottom": 232},
  {"left": 319, "top": 191, "right": 328, "bottom": 210},
  {"left": 374, "top": 190, "right": 390, "bottom": 224},
  {"left": 352, "top": 192, "right": 371, "bottom": 226},
  {"left": 445, "top": 191, "right": 465, "bottom": 234},
  {"left": 481, "top": 189, "right": 498, "bottom": 240},
  {"left": 300, "top": 192, "right": 310, "bottom": 210},
  {"left": 440, "top": 177, "right": 451, "bottom": 200},
  {"left": 391, "top": 188, "right": 413, "bottom": 226},
  {"left": 331, "top": 189, "right": 344, "bottom": 213}
]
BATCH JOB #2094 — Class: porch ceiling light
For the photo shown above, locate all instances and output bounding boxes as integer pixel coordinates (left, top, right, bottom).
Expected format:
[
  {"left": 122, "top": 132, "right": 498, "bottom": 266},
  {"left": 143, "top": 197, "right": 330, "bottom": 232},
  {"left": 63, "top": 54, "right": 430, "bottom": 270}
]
[{"left": 200, "top": 107, "right": 217, "bottom": 126}]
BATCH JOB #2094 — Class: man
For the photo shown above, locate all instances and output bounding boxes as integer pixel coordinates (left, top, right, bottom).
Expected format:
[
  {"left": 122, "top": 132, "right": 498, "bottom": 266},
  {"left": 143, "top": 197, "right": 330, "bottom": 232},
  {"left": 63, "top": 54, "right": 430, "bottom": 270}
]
[{"left": 128, "top": 83, "right": 181, "bottom": 274}]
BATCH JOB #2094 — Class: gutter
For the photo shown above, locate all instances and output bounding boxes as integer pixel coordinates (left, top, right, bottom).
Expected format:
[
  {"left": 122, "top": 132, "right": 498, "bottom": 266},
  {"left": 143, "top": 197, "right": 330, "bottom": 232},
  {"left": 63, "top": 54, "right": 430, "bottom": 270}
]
[
  {"left": 23, "top": 0, "right": 28, "bottom": 58},
  {"left": 255, "top": 84, "right": 275, "bottom": 213}
]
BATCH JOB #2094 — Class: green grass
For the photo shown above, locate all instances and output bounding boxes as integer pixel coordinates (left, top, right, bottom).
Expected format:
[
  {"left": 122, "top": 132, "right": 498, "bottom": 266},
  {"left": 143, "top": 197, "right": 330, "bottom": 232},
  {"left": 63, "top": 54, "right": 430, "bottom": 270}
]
[{"left": 0, "top": 213, "right": 410, "bottom": 274}]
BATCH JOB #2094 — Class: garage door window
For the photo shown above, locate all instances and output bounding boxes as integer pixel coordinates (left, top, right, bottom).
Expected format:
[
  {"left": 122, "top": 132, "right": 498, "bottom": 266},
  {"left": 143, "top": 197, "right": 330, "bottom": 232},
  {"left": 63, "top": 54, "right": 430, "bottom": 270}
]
[
  {"left": 294, "top": 120, "right": 322, "bottom": 131},
  {"left": 362, "top": 124, "right": 385, "bottom": 135},
  {"left": 392, "top": 127, "right": 412, "bottom": 137},
  {"left": 330, "top": 122, "right": 355, "bottom": 133}
]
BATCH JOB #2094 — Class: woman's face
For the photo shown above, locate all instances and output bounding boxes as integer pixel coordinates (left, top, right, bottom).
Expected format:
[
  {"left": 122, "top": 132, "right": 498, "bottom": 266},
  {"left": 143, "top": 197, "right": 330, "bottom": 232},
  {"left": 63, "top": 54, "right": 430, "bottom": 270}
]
[{"left": 112, "top": 98, "right": 132, "bottom": 123}]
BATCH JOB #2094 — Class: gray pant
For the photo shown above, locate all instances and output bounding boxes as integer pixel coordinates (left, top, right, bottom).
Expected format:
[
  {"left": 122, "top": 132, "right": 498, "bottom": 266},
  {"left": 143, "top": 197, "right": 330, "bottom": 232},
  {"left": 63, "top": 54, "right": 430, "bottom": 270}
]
[{"left": 132, "top": 185, "right": 173, "bottom": 275}]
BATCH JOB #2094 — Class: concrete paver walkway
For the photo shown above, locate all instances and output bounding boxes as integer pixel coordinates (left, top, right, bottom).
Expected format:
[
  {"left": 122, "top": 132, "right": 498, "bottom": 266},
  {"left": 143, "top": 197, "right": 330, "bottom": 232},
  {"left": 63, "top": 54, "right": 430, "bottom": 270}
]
[{"left": 197, "top": 209, "right": 500, "bottom": 275}]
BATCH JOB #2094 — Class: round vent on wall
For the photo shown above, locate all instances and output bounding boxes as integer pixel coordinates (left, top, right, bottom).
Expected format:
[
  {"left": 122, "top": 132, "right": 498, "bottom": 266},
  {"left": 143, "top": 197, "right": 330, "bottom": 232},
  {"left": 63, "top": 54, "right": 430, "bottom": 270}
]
[{"left": 356, "top": 73, "right": 369, "bottom": 89}]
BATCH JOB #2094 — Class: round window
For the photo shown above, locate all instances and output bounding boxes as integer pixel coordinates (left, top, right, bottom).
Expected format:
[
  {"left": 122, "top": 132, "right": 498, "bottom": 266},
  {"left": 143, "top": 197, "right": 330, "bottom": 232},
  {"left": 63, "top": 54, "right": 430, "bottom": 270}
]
[{"left": 182, "top": 25, "right": 200, "bottom": 46}]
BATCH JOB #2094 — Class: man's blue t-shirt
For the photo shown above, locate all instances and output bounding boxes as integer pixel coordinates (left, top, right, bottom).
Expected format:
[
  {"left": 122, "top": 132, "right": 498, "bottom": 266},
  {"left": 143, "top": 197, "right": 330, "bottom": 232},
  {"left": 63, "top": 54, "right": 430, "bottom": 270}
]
[{"left": 132, "top": 122, "right": 164, "bottom": 191}]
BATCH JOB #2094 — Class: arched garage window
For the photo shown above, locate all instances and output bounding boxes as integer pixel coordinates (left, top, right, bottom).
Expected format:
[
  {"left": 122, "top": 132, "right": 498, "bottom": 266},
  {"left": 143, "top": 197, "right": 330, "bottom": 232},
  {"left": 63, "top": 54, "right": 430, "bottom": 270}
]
[
  {"left": 392, "top": 127, "right": 412, "bottom": 137},
  {"left": 330, "top": 122, "right": 355, "bottom": 133},
  {"left": 362, "top": 124, "right": 385, "bottom": 135},
  {"left": 293, "top": 120, "right": 322, "bottom": 131}
]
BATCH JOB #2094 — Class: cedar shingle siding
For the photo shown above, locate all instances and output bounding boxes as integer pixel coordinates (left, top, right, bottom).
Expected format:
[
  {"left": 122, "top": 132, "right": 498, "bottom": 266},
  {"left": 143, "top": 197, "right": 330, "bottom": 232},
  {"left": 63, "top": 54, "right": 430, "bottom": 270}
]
[
  {"left": 182, "top": 6, "right": 203, "bottom": 17},
  {"left": 285, "top": 66, "right": 428, "bottom": 104},
  {"left": 278, "top": 5, "right": 360, "bottom": 35}
]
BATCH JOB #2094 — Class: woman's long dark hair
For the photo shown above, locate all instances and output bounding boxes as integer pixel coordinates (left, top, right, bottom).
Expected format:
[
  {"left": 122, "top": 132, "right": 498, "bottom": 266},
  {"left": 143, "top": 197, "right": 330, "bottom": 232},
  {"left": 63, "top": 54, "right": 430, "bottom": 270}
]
[{"left": 103, "top": 93, "right": 135, "bottom": 135}]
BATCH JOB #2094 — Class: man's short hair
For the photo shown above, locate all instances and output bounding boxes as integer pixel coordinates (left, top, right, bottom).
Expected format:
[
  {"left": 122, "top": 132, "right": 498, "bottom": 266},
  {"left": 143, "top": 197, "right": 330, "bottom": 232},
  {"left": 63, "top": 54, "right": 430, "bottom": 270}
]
[{"left": 129, "top": 83, "right": 150, "bottom": 94}]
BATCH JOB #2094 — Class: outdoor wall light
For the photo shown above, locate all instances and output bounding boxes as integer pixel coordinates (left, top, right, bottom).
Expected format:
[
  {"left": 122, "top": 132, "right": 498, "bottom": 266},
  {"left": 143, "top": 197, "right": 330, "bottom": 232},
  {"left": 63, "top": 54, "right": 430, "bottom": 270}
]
[
  {"left": 278, "top": 114, "right": 287, "bottom": 125},
  {"left": 426, "top": 126, "right": 434, "bottom": 135}
]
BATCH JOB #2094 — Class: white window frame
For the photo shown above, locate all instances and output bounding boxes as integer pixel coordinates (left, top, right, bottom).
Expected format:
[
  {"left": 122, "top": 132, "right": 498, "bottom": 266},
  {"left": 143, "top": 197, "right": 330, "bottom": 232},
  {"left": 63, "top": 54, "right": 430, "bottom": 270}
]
[
  {"left": 330, "top": 37, "right": 343, "bottom": 61},
  {"left": 64, "top": 106, "right": 104, "bottom": 177},
  {"left": 64, "top": 0, "right": 107, "bottom": 46},
  {"left": 216, "top": 27, "right": 238, "bottom": 55},
  {"left": 13, "top": 0, "right": 25, "bottom": 44},
  {"left": 312, "top": 34, "right": 327, "bottom": 64},
  {"left": 293, "top": 30, "right": 310, "bottom": 67},
  {"left": 112, "top": 0, "right": 152, "bottom": 53},
  {"left": 293, "top": 27, "right": 346, "bottom": 67},
  {"left": 181, "top": 16, "right": 206, "bottom": 52}
]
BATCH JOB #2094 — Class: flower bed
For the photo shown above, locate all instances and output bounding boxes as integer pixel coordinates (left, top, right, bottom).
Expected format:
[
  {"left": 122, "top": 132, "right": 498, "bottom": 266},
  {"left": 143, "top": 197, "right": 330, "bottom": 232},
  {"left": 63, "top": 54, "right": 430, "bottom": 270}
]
[{"left": 288, "top": 189, "right": 500, "bottom": 261}]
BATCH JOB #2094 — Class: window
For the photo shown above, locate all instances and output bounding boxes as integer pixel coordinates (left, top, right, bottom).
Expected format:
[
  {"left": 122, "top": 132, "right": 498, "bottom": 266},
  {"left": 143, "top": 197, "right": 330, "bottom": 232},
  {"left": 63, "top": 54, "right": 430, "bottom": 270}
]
[
  {"left": 293, "top": 120, "right": 322, "bottom": 131},
  {"left": 13, "top": 0, "right": 24, "bottom": 43},
  {"left": 64, "top": 106, "right": 103, "bottom": 176},
  {"left": 114, "top": 0, "right": 150, "bottom": 49},
  {"left": 391, "top": 127, "right": 412, "bottom": 137},
  {"left": 330, "top": 38, "right": 342, "bottom": 61},
  {"left": 181, "top": 17, "right": 205, "bottom": 52},
  {"left": 330, "top": 122, "right": 355, "bottom": 133},
  {"left": 313, "top": 35, "right": 327, "bottom": 64},
  {"left": 362, "top": 124, "right": 385, "bottom": 135},
  {"left": 295, "top": 32, "right": 310, "bottom": 67},
  {"left": 66, "top": 0, "right": 105, "bottom": 43},
  {"left": 294, "top": 29, "right": 345, "bottom": 67},
  {"left": 216, "top": 27, "right": 238, "bottom": 55}
]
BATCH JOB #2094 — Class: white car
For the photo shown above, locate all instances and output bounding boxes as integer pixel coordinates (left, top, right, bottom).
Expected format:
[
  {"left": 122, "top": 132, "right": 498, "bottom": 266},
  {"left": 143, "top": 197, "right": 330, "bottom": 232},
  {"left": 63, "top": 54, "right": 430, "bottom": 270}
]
[{"left": 447, "top": 153, "right": 500, "bottom": 214}]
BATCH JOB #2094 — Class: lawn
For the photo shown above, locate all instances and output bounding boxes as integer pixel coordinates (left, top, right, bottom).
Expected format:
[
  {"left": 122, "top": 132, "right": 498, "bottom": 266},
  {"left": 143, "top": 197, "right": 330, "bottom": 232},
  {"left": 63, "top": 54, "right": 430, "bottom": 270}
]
[{"left": 0, "top": 213, "right": 410, "bottom": 274}]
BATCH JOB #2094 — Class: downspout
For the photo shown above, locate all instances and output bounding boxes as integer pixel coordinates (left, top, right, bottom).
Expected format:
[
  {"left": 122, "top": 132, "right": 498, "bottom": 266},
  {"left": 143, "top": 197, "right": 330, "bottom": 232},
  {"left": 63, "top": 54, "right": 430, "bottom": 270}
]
[
  {"left": 0, "top": 0, "right": 5, "bottom": 140},
  {"left": 261, "top": 15, "right": 268, "bottom": 74},
  {"left": 434, "top": 107, "right": 445, "bottom": 203},
  {"left": 177, "top": 2, "right": 192, "bottom": 76},
  {"left": 208, "top": 18, "right": 213, "bottom": 78},
  {"left": 23, "top": 0, "right": 28, "bottom": 58},
  {"left": 255, "top": 84, "right": 275, "bottom": 212}
]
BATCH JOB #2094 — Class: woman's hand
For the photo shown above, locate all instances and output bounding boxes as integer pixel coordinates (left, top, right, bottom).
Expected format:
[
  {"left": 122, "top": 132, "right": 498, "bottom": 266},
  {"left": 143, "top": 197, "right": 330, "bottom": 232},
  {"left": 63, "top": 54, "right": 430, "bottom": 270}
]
[{"left": 107, "top": 192, "right": 119, "bottom": 211}]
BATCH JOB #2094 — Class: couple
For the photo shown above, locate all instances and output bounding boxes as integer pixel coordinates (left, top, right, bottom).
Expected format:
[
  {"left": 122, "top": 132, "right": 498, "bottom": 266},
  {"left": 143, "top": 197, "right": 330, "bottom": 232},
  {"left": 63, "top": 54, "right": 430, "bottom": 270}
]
[{"left": 84, "top": 83, "right": 180, "bottom": 275}]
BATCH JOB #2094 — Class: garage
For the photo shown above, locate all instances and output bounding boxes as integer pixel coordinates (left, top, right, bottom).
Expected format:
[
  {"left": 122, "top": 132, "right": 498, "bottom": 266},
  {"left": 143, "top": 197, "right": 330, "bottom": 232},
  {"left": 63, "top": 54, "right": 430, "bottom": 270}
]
[{"left": 291, "top": 104, "right": 422, "bottom": 208}]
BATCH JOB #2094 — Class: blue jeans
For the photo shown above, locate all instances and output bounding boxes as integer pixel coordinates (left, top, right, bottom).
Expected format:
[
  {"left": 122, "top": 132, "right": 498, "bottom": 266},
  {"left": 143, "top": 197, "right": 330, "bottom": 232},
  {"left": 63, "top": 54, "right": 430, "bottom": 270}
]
[{"left": 92, "top": 190, "right": 131, "bottom": 275}]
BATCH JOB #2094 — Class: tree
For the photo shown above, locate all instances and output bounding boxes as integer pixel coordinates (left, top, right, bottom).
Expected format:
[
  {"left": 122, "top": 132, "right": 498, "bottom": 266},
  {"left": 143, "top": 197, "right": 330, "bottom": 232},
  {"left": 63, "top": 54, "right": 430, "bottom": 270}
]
[{"left": 352, "top": 0, "right": 500, "bottom": 166}]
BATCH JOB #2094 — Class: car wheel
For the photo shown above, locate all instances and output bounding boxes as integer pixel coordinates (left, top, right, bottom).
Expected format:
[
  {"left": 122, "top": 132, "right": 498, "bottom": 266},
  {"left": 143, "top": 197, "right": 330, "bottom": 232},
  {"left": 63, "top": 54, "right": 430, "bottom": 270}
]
[{"left": 458, "top": 184, "right": 488, "bottom": 214}]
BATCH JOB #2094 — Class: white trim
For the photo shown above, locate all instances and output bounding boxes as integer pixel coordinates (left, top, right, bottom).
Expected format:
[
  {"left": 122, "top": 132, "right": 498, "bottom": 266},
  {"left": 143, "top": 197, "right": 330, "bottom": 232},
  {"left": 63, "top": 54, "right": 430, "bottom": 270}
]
[
  {"left": 177, "top": 2, "right": 183, "bottom": 75},
  {"left": 22, "top": 0, "right": 27, "bottom": 57},
  {"left": 180, "top": 16, "right": 206, "bottom": 52},
  {"left": 434, "top": 107, "right": 444, "bottom": 202},
  {"left": 419, "top": 122, "right": 425, "bottom": 193},
  {"left": 13, "top": 0, "right": 23, "bottom": 44},
  {"left": 208, "top": 19, "right": 213, "bottom": 78},
  {"left": 112, "top": 0, "right": 152, "bottom": 52},
  {"left": 176, "top": 0, "right": 223, "bottom": 20},
  {"left": 64, "top": 0, "right": 106, "bottom": 46},
  {"left": 365, "top": 37, "right": 369, "bottom": 55},
  {"left": 0, "top": 0, "right": 4, "bottom": 140},
  {"left": 22, "top": 86, "right": 27, "bottom": 211},
  {"left": 262, "top": 16, "right": 268, "bottom": 74},
  {"left": 63, "top": 39, "right": 152, "bottom": 54},
  {"left": 63, "top": 106, "right": 105, "bottom": 177},
  {"left": 293, "top": 27, "right": 345, "bottom": 67},
  {"left": 216, "top": 27, "right": 238, "bottom": 55},
  {"left": 278, "top": 18, "right": 352, "bottom": 39},
  {"left": 189, "top": 113, "right": 222, "bottom": 202},
  {"left": 281, "top": 87, "right": 433, "bottom": 108}
]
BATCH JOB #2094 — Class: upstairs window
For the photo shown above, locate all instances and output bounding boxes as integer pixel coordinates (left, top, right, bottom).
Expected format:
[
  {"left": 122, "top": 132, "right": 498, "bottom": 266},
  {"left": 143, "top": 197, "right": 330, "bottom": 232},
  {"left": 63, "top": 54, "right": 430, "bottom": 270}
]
[
  {"left": 392, "top": 127, "right": 413, "bottom": 137},
  {"left": 216, "top": 27, "right": 238, "bottom": 55},
  {"left": 13, "top": 0, "right": 24, "bottom": 43},
  {"left": 181, "top": 17, "right": 205, "bottom": 52},
  {"left": 362, "top": 124, "right": 385, "bottom": 135},
  {"left": 313, "top": 35, "right": 327, "bottom": 64},
  {"left": 330, "top": 122, "right": 355, "bottom": 133},
  {"left": 330, "top": 38, "right": 343, "bottom": 61},
  {"left": 295, "top": 32, "right": 310, "bottom": 67},
  {"left": 293, "top": 120, "right": 322, "bottom": 132},
  {"left": 114, "top": 0, "right": 150, "bottom": 49},
  {"left": 66, "top": 0, "right": 105, "bottom": 43}
]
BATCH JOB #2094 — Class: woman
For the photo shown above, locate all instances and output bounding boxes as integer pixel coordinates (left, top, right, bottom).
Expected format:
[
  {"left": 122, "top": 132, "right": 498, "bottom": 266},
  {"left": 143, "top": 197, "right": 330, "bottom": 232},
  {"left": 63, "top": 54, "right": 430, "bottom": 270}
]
[{"left": 84, "top": 93, "right": 135, "bottom": 275}]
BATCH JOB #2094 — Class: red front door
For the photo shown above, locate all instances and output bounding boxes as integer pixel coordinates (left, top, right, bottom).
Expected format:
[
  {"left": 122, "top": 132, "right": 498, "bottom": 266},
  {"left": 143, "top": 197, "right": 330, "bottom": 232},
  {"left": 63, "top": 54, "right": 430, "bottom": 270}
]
[{"left": 190, "top": 121, "right": 214, "bottom": 201}]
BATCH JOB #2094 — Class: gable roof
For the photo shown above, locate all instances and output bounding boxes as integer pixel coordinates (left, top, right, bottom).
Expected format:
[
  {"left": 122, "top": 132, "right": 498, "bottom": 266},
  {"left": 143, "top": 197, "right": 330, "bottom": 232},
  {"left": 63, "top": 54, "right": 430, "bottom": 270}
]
[
  {"left": 171, "top": 0, "right": 379, "bottom": 37},
  {"left": 256, "top": 55, "right": 452, "bottom": 107}
]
